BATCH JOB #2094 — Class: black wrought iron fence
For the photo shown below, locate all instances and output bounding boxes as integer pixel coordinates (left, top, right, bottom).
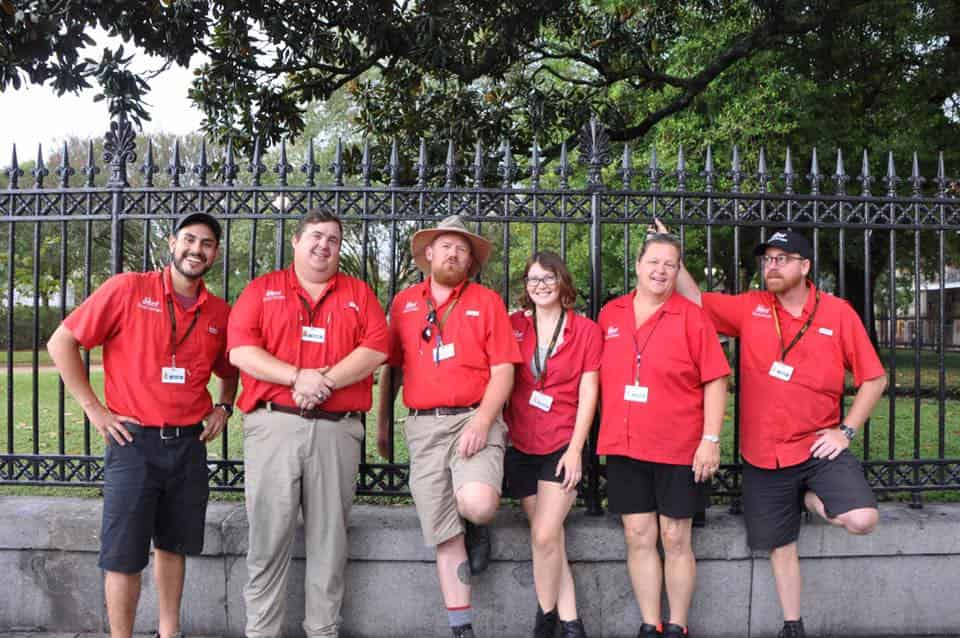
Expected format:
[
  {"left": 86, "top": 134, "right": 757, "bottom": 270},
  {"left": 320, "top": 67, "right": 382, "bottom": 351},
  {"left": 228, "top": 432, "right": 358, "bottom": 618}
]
[{"left": 2, "top": 114, "right": 959, "bottom": 511}]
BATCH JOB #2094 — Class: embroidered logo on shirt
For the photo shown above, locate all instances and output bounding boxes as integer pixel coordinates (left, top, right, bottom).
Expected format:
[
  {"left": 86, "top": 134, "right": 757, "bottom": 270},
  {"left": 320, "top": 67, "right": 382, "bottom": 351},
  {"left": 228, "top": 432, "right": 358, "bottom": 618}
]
[
  {"left": 466, "top": 309, "right": 480, "bottom": 317},
  {"left": 818, "top": 327, "right": 834, "bottom": 336},
  {"left": 208, "top": 325, "right": 219, "bottom": 335},
  {"left": 263, "top": 289, "right": 285, "bottom": 302},
  {"left": 346, "top": 301, "right": 360, "bottom": 311},
  {"left": 137, "top": 296, "right": 161, "bottom": 312},
  {"left": 752, "top": 304, "right": 772, "bottom": 318},
  {"left": 605, "top": 325, "right": 620, "bottom": 339},
  {"left": 403, "top": 301, "right": 419, "bottom": 313},
  {"left": 513, "top": 329, "right": 524, "bottom": 341}
]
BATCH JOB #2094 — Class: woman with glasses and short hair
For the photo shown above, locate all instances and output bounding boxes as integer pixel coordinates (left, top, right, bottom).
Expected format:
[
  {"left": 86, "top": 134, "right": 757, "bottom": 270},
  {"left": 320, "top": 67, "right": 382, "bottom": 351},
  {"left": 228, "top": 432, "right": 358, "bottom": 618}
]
[
  {"left": 597, "top": 232, "right": 730, "bottom": 638},
  {"left": 503, "top": 251, "right": 602, "bottom": 638}
]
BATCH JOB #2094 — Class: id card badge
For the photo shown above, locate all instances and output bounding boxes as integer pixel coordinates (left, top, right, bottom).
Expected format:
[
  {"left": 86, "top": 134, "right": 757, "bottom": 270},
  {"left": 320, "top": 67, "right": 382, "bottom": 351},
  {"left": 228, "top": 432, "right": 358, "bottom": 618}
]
[
  {"left": 624, "top": 384, "right": 649, "bottom": 403},
  {"left": 161, "top": 366, "right": 186, "bottom": 384},
  {"left": 768, "top": 360, "right": 794, "bottom": 382},
  {"left": 529, "top": 390, "right": 554, "bottom": 412},
  {"left": 301, "top": 326, "right": 326, "bottom": 343},
  {"left": 433, "top": 342, "right": 456, "bottom": 363}
]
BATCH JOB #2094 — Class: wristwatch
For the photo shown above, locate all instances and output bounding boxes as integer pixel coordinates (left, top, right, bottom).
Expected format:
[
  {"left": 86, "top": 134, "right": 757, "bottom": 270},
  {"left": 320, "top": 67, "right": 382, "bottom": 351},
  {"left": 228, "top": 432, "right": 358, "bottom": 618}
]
[
  {"left": 838, "top": 423, "right": 856, "bottom": 440},
  {"left": 702, "top": 434, "right": 720, "bottom": 444},
  {"left": 215, "top": 403, "right": 234, "bottom": 418}
]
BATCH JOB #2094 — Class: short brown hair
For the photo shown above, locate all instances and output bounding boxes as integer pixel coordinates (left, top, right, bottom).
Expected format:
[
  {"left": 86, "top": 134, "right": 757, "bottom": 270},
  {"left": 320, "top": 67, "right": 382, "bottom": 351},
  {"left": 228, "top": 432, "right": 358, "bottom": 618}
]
[
  {"left": 518, "top": 251, "right": 577, "bottom": 310},
  {"left": 294, "top": 207, "right": 343, "bottom": 239},
  {"left": 637, "top": 232, "right": 681, "bottom": 261}
]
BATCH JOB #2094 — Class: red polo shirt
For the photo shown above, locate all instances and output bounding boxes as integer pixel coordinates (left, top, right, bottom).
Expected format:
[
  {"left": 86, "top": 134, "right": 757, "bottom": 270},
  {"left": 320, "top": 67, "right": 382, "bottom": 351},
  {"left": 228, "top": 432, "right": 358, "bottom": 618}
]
[
  {"left": 386, "top": 280, "right": 522, "bottom": 409},
  {"left": 504, "top": 310, "right": 603, "bottom": 455},
  {"left": 63, "top": 266, "right": 235, "bottom": 426},
  {"left": 702, "top": 282, "right": 885, "bottom": 469},
  {"left": 597, "top": 292, "right": 731, "bottom": 465},
  {"left": 227, "top": 267, "right": 389, "bottom": 413}
]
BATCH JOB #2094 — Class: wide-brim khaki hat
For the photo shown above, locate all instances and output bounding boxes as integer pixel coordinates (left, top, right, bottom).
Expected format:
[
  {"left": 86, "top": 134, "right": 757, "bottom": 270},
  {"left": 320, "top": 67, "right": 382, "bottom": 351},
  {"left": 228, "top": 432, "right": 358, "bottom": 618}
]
[{"left": 411, "top": 215, "right": 492, "bottom": 278}]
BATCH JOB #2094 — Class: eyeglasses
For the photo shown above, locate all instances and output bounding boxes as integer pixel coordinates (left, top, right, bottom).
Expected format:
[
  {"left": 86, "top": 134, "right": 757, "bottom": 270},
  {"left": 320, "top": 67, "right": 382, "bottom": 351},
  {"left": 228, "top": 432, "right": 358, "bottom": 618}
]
[
  {"left": 421, "top": 309, "right": 438, "bottom": 342},
  {"left": 524, "top": 274, "right": 558, "bottom": 288},
  {"left": 760, "top": 254, "right": 807, "bottom": 267}
]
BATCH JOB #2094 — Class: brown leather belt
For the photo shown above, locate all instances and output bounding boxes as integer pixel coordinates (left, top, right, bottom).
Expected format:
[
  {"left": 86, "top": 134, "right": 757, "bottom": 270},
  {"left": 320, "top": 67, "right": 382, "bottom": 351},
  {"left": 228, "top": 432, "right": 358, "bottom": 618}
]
[
  {"left": 409, "top": 404, "right": 480, "bottom": 417},
  {"left": 257, "top": 401, "right": 353, "bottom": 421}
]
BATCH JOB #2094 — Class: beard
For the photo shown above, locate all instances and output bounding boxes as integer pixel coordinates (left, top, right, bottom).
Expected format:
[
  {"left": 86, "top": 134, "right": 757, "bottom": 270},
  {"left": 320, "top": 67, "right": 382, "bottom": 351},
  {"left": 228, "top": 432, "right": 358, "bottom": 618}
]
[
  {"left": 765, "top": 269, "right": 804, "bottom": 293},
  {"left": 172, "top": 250, "right": 212, "bottom": 280},
  {"left": 432, "top": 260, "right": 468, "bottom": 286}
]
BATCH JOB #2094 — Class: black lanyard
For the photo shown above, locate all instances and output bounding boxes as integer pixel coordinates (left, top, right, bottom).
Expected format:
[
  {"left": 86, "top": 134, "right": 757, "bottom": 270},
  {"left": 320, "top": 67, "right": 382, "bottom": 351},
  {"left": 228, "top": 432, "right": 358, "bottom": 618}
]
[
  {"left": 425, "top": 282, "right": 467, "bottom": 346},
  {"left": 532, "top": 309, "right": 565, "bottom": 389},
  {"left": 630, "top": 311, "right": 664, "bottom": 385},
  {"left": 166, "top": 299, "right": 200, "bottom": 367},
  {"left": 771, "top": 289, "right": 821, "bottom": 362}
]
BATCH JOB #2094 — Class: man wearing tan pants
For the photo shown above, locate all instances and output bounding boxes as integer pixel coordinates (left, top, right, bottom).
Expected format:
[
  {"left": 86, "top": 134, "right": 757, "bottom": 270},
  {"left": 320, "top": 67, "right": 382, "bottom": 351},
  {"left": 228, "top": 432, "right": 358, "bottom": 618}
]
[{"left": 228, "top": 208, "right": 389, "bottom": 637}]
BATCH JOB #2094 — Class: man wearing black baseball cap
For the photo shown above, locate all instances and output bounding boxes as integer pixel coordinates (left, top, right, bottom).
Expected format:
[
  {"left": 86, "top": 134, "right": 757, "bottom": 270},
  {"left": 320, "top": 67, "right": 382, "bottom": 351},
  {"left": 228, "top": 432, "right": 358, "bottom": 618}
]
[
  {"left": 48, "top": 210, "right": 237, "bottom": 638},
  {"left": 656, "top": 221, "right": 887, "bottom": 638}
]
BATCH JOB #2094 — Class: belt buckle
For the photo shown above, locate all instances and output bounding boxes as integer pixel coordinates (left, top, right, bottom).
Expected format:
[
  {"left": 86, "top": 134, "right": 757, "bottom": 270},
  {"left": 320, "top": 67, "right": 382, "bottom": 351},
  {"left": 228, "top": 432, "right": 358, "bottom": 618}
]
[
  {"left": 299, "top": 407, "right": 310, "bottom": 418},
  {"left": 160, "top": 425, "right": 178, "bottom": 440}
]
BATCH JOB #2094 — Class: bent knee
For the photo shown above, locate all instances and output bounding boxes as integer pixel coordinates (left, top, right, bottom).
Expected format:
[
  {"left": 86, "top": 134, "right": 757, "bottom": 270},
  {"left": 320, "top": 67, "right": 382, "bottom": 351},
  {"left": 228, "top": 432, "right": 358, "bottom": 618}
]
[
  {"left": 840, "top": 508, "right": 878, "bottom": 535},
  {"left": 456, "top": 485, "right": 500, "bottom": 524}
]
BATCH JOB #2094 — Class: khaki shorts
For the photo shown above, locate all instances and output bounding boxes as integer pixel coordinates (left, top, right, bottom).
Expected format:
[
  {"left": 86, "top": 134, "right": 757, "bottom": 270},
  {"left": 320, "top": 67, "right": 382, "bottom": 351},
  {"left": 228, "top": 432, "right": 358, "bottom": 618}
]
[{"left": 405, "top": 409, "right": 506, "bottom": 546}]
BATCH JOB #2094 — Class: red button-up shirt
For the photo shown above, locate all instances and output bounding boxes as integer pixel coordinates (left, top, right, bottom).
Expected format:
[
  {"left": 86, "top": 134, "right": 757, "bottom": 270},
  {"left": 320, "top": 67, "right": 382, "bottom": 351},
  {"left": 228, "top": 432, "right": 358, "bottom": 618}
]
[
  {"left": 227, "top": 267, "right": 389, "bottom": 413},
  {"left": 386, "top": 280, "right": 522, "bottom": 409},
  {"left": 504, "top": 309, "right": 603, "bottom": 455},
  {"left": 597, "top": 292, "right": 731, "bottom": 465},
  {"left": 63, "top": 266, "right": 235, "bottom": 426},
  {"left": 702, "top": 282, "right": 885, "bottom": 469}
]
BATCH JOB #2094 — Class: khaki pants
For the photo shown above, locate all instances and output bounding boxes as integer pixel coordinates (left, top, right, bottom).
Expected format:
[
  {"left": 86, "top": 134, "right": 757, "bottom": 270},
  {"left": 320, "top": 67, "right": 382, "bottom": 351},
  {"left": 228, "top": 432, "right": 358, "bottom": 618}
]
[
  {"left": 242, "top": 408, "right": 362, "bottom": 638},
  {"left": 405, "top": 409, "right": 506, "bottom": 546}
]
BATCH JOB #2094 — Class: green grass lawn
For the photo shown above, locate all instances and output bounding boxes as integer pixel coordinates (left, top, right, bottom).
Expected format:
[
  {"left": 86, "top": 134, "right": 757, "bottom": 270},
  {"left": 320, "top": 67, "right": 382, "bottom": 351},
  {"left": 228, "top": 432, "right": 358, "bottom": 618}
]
[{"left": 1, "top": 365, "right": 957, "bottom": 500}]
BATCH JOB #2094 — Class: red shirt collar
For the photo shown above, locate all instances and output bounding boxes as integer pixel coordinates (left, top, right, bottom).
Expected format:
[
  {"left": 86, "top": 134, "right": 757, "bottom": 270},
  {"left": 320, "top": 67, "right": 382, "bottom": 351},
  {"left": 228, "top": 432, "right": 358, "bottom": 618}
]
[
  {"left": 419, "top": 277, "right": 470, "bottom": 305},
  {"left": 609, "top": 290, "right": 683, "bottom": 315},
  {"left": 520, "top": 307, "right": 575, "bottom": 340},
  {"left": 286, "top": 264, "right": 339, "bottom": 306},
  {"left": 161, "top": 265, "right": 209, "bottom": 307},
  {"left": 769, "top": 280, "right": 818, "bottom": 318}
]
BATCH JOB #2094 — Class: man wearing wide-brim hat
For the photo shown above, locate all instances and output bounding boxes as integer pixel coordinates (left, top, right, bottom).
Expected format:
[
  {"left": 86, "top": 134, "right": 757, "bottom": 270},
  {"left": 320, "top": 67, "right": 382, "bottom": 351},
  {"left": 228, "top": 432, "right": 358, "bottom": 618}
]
[{"left": 378, "top": 215, "right": 522, "bottom": 638}]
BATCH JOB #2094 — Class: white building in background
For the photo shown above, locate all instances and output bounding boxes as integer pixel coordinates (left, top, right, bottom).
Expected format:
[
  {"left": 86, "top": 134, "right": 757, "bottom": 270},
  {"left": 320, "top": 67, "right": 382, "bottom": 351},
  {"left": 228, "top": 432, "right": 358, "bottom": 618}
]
[{"left": 877, "top": 265, "right": 960, "bottom": 350}]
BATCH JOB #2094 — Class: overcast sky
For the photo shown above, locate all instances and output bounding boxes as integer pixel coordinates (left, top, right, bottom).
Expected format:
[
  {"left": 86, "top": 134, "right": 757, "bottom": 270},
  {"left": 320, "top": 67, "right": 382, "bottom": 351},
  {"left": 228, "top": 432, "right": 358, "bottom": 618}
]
[{"left": 0, "top": 28, "right": 204, "bottom": 163}]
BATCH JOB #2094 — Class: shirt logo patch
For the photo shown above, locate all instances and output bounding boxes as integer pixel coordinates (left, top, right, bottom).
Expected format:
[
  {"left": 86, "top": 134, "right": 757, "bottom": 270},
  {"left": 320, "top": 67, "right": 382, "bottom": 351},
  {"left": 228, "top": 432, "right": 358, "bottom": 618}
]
[
  {"left": 137, "top": 296, "right": 161, "bottom": 312},
  {"left": 752, "top": 304, "right": 772, "bottom": 318},
  {"left": 263, "top": 289, "right": 285, "bottom": 302},
  {"left": 403, "top": 301, "right": 419, "bottom": 313},
  {"left": 605, "top": 325, "right": 620, "bottom": 339},
  {"left": 818, "top": 327, "right": 834, "bottom": 336},
  {"left": 513, "top": 329, "right": 524, "bottom": 341},
  {"left": 346, "top": 301, "right": 359, "bottom": 311},
  {"left": 466, "top": 309, "right": 480, "bottom": 317},
  {"left": 208, "top": 325, "right": 219, "bottom": 335}
]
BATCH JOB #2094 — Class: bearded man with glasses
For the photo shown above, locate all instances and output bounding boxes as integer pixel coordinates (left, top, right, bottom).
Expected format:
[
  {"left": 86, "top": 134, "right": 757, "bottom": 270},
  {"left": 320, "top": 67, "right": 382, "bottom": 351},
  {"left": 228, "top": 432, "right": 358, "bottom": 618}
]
[
  {"left": 659, "top": 221, "right": 887, "bottom": 638},
  {"left": 377, "top": 215, "right": 522, "bottom": 638}
]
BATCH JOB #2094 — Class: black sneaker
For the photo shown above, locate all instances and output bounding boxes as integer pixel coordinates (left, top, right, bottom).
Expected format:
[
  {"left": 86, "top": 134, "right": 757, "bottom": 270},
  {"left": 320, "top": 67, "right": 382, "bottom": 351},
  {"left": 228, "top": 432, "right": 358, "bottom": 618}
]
[
  {"left": 153, "top": 633, "right": 185, "bottom": 638},
  {"left": 464, "top": 520, "right": 491, "bottom": 574},
  {"left": 452, "top": 623, "right": 476, "bottom": 638},
  {"left": 534, "top": 605, "right": 559, "bottom": 638},
  {"left": 636, "top": 624, "right": 662, "bottom": 638},
  {"left": 559, "top": 617, "right": 588, "bottom": 638},
  {"left": 663, "top": 623, "right": 688, "bottom": 637},
  {"left": 777, "top": 619, "right": 806, "bottom": 638}
]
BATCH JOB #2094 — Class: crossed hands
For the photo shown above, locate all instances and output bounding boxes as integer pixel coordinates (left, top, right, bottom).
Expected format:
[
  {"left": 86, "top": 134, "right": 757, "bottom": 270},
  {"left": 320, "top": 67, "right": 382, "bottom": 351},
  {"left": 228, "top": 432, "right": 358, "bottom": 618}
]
[{"left": 292, "top": 367, "right": 337, "bottom": 410}]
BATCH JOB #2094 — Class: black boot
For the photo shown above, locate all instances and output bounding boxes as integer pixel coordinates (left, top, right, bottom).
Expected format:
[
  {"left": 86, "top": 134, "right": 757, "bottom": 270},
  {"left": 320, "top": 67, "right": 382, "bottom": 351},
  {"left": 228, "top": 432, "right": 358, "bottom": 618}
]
[
  {"left": 663, "top": 623, "right": 688, "bottom": 637},
  {"left": 464, "top": 520, "right": 492, "bottom": 574},
  {"left": 452, "top": 623, "right": 477, "bottom": 638},
  {"left": 777, "top": 618, "right": 806, "bottom": 638},
  {"left": 635, "top": 624, "right": 662, "bottom": 638},
  {"left": 533, "top": 605, "right": 559, "bottom": 638},
  {"left": 559, "top": 617, "right": 588, "bottom": 638}
]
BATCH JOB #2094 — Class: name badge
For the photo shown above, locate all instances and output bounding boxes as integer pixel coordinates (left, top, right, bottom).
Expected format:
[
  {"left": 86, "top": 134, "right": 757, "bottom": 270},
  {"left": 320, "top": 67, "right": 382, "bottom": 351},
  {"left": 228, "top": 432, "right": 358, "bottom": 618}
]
[
  {"left": 818, "top": 327, "right": 834, "bottom": 336},
  {"left": 769, "top": 360, "right": 794, "bottom": 382},
  {"left": 433, "top": 342, "right": 456, "bottom": 363},
  {"left": 161, "top": 366, "right": 186, "bottom": 384},
  {"left": 624, "top": 384, "right": 649, "bottom": 403},
  {"left": 529, "top": 390, "right": 554, "bottom": 412},
  {"left": 302, "top": 326, "right": 326, "bottom": 343}
]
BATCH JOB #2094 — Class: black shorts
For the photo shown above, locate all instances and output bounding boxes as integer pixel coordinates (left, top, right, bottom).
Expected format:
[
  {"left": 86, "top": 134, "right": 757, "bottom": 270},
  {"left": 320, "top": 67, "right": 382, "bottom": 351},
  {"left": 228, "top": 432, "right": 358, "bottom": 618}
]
[
  {"left": 503, "top": 445, "right": 572, "bottom": 499},
  {"left": 99, "top": 423, "right": 209, "bottom": 573},
  {"left": 742, "top": 449, "right": 877, "bottom": 551},
  {"left": 605, "top": 455, "right": 708, "bottom": 519}
]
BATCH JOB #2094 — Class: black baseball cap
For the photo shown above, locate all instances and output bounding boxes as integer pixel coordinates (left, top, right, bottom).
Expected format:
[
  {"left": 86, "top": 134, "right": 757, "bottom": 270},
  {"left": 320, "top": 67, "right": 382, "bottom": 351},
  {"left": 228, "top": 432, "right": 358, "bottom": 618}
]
[
  {"left": 753, "top": 229, "right": 812, "bottom": 260},
  {"left": 173, "top": 212, "right": 222, "bottom": 243}
]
